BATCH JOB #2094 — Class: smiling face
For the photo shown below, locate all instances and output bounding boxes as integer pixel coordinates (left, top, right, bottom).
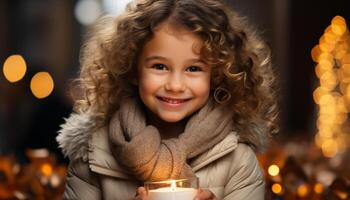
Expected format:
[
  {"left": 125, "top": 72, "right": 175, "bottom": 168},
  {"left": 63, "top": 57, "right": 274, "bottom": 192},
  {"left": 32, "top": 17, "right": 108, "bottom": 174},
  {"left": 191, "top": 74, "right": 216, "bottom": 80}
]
[{"left": 137, "top": 23, "right": 211, "bottom": 123}]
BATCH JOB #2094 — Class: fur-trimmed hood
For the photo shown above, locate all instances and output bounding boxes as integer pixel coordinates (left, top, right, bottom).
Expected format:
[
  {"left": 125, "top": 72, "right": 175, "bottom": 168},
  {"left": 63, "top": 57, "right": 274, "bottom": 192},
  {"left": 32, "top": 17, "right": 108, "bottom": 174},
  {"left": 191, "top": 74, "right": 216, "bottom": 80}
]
[{"left": 56, "top": 112, "right": 99, "bottom": 161}]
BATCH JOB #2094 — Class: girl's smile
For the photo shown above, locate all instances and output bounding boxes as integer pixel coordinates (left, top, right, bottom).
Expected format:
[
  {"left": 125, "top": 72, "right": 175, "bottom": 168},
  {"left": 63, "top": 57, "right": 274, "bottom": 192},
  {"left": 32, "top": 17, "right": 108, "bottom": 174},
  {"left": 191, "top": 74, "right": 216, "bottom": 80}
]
[
  {"left": 156, "top": 96, "right": 191, "bottom": 109},
  {"left": 137, "top": 22, "right": 211, "bottom": 123}
]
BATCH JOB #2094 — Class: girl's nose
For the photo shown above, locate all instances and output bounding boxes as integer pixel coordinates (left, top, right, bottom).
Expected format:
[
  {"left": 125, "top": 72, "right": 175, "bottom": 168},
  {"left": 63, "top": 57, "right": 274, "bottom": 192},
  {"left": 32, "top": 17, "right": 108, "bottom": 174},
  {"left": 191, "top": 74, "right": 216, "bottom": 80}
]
[{"left": 165, "top": 73, "right": 186, "bottom": 92}]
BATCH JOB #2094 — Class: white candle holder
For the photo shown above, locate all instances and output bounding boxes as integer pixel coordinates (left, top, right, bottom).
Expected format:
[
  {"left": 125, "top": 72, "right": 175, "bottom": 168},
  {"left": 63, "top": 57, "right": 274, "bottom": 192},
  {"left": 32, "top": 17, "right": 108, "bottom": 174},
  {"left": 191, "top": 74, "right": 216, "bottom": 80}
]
[{"left": 145, "top": 177, "right": 199, "bottom": 200}]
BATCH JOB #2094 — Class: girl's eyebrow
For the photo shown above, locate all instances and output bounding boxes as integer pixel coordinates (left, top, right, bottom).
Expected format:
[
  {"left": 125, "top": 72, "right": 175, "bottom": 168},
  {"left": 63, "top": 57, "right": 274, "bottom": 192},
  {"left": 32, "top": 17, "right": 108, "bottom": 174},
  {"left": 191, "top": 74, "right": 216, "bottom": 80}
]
[
  {"left": 144, "top": 56, "right": 167, "bottom": 62},
  {"left": 144, "top": 56, "right": 207, "bottom": 64}
]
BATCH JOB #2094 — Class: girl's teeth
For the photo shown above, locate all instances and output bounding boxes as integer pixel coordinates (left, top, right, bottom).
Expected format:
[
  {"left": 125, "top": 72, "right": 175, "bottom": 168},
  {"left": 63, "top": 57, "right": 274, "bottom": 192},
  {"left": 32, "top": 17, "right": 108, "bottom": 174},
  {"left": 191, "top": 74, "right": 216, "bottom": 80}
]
[{"left": 162, "top": 98, "right": 185, "bottom": 104}]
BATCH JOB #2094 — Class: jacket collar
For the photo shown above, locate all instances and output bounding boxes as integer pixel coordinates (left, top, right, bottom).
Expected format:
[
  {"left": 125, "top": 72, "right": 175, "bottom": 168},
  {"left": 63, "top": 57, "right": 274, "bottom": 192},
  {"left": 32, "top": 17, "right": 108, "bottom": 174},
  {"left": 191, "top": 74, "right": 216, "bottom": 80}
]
[
  {"left": 57, "top": 112, "right": 239, "bottom": 179},
  {"left": 56, "top": 112, "right": 97, "bottom": 162}
]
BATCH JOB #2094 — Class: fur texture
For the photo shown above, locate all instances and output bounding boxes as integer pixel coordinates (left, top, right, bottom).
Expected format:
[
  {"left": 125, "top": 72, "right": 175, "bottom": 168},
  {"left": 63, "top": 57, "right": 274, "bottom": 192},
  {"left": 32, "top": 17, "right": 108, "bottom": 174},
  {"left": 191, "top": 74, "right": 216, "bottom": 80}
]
[{"left": 56, "top": 113, "right": 98, "bottom": 161}]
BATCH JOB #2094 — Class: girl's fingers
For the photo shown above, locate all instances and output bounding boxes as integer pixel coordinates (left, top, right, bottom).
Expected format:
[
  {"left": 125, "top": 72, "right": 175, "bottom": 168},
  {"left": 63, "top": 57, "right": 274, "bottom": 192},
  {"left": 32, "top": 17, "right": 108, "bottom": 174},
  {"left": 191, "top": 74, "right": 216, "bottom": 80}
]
[
  {"left": 137, "top": 187, "right": 147, "bottom": 196},
  {"left": 194, "top": 188, "right": 218, "bottom": 200},
  {"left": 134, "top": 187, "right": 149, "bottom": 200}
]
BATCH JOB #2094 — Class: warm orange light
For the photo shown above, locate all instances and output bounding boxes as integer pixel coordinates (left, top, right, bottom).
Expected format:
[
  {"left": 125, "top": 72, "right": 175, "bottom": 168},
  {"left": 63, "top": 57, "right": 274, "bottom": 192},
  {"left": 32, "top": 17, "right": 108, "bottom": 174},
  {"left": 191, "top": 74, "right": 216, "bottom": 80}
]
[
  {"left": 314, "top": 183, "right": 324, "bottom": 194},
  {"left": 313, "top": 15, "right": 349, "bottom": 160},
  {"left": 335, "top": 49, "right": 347, "bottom": 60},
  {"left": 313, "top": 87, "right": 329, "bottom": 104},
  {"left": 268, "top": 165, "right": 280, "bottom": 177},
  {"left": 319, "top": 94, "right": 335, "bottom": 105},
  {"left": 41, "top": 163, "right": 53, "bottom": 177},
  {"left": 311, "top": 45, "right": 322, "bottom": 62},
  {"left": 336, "top": 191, "right": 349, "bottom": 199},
  {"left": 345, "top": 84, "right": 350, "bottom": 98},
  {"left": 336, "top": 97, "right": 347, "bottom": 113},
  {"left": 271, "top": 183, "right": 282, "bottom": 194},
  {"left": 341, "top": 64, "right": 350, "bottom": 75},
  {"left": 324, "top": 32, "right": 338, "bottom": 44},
  {"left": 322, "top": 139, "right": 338, "bottom": 157},
  {"left": 331, "top": 16, "right": 347, "bottom": 36},
  {"left": 341, "top": 53, "right": 350, "bottom": 65},
  {"left": 30, "top": 72, "right": 54, "bottom": 99},
  {"left": 297, "top": 184, "right": 309, "bottom": 197},
  {"left": 3, "top": 55, "right": 27, "bottom": 82},
  {"left": 319, "top": 36, "right": 335, "bottom": 52},
  {"left": 332, "top": 16, "right": 346, "bottom": 25}
]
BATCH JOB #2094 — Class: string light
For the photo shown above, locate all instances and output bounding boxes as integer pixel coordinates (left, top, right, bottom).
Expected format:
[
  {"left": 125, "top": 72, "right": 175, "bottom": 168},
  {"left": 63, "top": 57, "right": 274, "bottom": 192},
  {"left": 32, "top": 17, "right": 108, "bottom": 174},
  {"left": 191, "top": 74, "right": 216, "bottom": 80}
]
[{"left": 312, "top": 15, "right": 350, "bottom": 157}]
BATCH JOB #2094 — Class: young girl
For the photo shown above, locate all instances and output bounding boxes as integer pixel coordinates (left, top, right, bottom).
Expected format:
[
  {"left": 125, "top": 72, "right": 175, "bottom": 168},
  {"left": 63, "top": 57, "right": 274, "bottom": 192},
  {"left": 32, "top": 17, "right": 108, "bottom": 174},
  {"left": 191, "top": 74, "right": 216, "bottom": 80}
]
[{"left": 57, "top": 0, "right": 278, "bottom": 199}]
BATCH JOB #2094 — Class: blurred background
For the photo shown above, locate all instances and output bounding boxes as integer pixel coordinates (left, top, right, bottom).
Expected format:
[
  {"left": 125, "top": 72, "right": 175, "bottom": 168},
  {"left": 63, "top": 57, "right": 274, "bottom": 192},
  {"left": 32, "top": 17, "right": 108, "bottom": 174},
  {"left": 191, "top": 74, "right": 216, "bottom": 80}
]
[{"left": 0, "top": 0, "right": 350, "bottom": 199}]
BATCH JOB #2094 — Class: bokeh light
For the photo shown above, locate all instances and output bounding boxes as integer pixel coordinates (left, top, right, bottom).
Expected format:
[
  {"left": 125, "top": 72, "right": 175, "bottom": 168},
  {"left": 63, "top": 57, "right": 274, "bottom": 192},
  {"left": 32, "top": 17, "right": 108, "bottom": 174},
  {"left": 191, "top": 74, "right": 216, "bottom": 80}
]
[
  {"left": 331, "top": 16, "right": 347, "bottom": 36},
  {"left": 271, "top": 183, "right": 282, "bottom": 194},
  {"left": 75, "top": 0, "right": 102, "bottom": 25},
  {"left": 103, "top": 0, "right": 133, "bottom": 15},
  {"left": 41, "top": 163, "right": 53, "bottom": 177},
  {"left": 268, "top": 164, "right": 280, "bottom": 177},
  {"left": 314, "top": 183, "right": 324, "bottom": 194},
  {"left": 3, "top": 55, "right": 27, "bottom": 83},
  {"left": 312, "top": 16, "right": 350, "bottom": 157},
  {"left": 297, "top": 184, "right": 309, "bottom": 197},
  {"left": 30, "top": 72, "right": 54, "bottom": 99}
]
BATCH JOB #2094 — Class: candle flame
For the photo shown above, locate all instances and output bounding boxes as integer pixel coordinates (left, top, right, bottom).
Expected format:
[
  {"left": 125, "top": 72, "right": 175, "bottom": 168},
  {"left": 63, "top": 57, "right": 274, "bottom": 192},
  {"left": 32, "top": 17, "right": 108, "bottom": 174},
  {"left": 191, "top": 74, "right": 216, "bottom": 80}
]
[{"left": 171, "top": 180, "right": 176, "bottom": 191}]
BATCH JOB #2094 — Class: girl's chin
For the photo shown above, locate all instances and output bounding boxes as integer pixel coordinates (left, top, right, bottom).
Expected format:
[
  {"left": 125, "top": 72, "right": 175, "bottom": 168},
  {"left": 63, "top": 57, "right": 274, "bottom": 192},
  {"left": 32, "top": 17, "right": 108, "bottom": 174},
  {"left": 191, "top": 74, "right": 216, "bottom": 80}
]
[{"left": 159, "top": 116, "right": 185, "bottom": 123}]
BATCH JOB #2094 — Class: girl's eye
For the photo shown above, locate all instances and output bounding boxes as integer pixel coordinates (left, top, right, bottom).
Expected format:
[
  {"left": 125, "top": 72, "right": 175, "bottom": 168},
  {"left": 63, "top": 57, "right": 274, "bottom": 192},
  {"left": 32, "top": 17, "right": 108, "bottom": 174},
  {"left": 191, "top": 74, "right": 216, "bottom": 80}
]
[
  {"left": 152, "top": 64, "right": 167, "bottom": 70},
  {"left": 186, "top": 66, "right": 202, "bottom": 72}
]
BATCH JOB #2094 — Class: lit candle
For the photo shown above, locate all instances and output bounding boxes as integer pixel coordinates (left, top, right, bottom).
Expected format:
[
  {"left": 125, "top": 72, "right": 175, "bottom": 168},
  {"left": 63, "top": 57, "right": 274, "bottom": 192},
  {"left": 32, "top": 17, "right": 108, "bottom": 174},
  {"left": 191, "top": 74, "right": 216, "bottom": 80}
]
[{"left": 146, "top": 178, "right": 198, "bottom": 200}]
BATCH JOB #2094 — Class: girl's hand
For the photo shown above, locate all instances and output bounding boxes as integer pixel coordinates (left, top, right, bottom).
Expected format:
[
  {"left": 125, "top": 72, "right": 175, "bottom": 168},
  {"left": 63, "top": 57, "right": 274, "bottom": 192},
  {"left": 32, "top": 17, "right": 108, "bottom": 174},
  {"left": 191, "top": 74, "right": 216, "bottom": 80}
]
[
  {"left": 194, "top": 188, "right": 218, "bottom": 200},
  {"left": 133, "top": 187, "right": 149, "bottom": 200}
]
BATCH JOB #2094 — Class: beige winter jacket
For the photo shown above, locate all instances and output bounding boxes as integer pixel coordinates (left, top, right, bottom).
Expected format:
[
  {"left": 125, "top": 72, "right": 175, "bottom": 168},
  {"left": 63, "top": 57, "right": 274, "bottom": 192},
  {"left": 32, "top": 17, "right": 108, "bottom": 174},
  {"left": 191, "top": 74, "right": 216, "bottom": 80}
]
[{"left": 57, "top": 113, "right": 265, "bottom": 200}]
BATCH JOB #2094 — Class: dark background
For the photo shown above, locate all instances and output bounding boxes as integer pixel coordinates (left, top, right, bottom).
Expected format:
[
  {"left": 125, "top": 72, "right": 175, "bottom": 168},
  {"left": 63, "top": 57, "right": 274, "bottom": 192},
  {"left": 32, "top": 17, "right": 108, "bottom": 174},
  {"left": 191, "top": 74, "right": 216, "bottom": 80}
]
[{"left": 0, "top": 0, "right": 349, "bottom": 163}]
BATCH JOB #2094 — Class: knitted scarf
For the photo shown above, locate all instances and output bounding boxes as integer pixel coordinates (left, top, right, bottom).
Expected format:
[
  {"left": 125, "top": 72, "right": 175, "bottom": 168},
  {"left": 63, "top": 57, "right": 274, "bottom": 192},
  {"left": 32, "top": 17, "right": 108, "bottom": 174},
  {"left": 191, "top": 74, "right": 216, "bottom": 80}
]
[{"left": 108, "top": 98, "right": 234, "bottom": 182}]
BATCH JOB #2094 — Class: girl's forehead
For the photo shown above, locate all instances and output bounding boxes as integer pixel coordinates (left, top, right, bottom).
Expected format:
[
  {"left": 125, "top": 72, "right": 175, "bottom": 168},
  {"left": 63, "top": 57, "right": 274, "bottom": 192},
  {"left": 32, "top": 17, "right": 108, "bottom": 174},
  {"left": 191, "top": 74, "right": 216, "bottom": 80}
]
[
  {"left": 138, "top": 23, "right": 205, "bottom": 63},
  {"left": 153, "top": 22, "right": 198, "bottom": 41}
]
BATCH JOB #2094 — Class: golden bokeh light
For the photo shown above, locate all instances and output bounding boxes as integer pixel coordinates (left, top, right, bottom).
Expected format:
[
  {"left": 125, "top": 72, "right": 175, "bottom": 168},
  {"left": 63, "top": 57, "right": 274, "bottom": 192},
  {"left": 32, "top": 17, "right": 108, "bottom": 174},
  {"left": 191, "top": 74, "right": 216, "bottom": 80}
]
[
  {"left": 30, "top": 72, "right": 55, "bottom": 99},
  {"left": 332, "top": 16, "right": 346, "bottom": 26},
  {"left": 345, "top": 84, "right": 350, "bottom": 98},
  {"left": 341, "top": 53, "right": 350, "bottom": 65},
  {"left": 312, "top": 15, "right": 350, "bottom": 158},
  {"left": 324, "top": 32, "right": 338, "bottom": 44},
  {"left": 268, "top": 164, "right": 280, "bottom": 177},
  {"left": 311, "top": 45, "right": 322, "bottom": 62},
  {"left": 297, "top": 184, "right": 309, "bottom": 197},
  {"left": 271, "top": 183, "right": 282, "bottom": 194},
  {"left": 313, "top": 87, "right": 329, "bottom": 104},
  {"left": 335, "top": 49, "right": 347, "bottom": 60},
  {"left": 321, "top": 139, "right": 338, "bottom": 157},
  {"left": 3, "top": 55, "right": 27, "bottom": 83},
  {"left": 314, "top": 183, "right": 324, "bottom": 194},
  {"left": 319, "top": 36, "right": 335, "bottom": 52},
  {"left": 41, "top": 163, "right": 53, "bottom": 177},
  {"left": 318, "top": 52, "right": 334, "bottom": 66},
  {"left": 318, "top": 94, "right": 336, "bottom": 105},
  {"left": 331, "top": 16, "right": 347, "bottom": 36},
  {"left": 341, "top": 64, "right": 350, "bottom": 75}
]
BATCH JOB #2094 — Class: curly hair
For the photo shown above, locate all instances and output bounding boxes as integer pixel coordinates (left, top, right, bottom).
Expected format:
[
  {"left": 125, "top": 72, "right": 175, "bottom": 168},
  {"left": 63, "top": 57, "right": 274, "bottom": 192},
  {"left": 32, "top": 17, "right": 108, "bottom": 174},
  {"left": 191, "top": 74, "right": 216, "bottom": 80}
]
[{"left": 74, "top": 0, "right": 279, "bottom": 151}]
